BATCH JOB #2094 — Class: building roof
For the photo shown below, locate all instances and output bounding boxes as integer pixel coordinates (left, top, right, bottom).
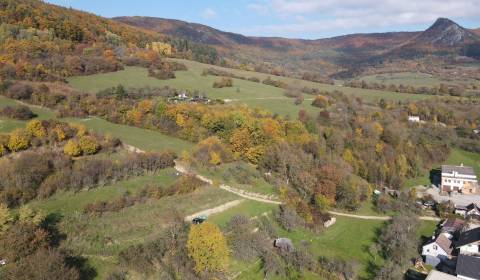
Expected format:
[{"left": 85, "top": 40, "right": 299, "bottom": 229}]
[
  {"left": 441, "top": 165, "right": 476, "bottom": 176},
  {"left": 436, "top": 234, "right": 454, "bottom": 255},
  {"left": 456, "top": 254, "right": 480, "bottom": 279},
  {"left": 426, "top": 270, "right": 460, "bottom": 280},
  {"left": 456, "top": 227, "right": 480, "bottom": 247},
  {"left": 442, "top": 218, "right": 465, "bottom": 232}
]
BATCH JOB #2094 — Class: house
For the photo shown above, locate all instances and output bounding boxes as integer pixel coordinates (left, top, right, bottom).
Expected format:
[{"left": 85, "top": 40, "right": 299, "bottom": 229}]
[
  {"left": 423, "top": 233, "right": 454, "bottom": 266},
  {"left": 441, "top": 165, "right": 478, "bottom": 194},
  {"left": 456, "top": 228, "right": 480, "bottom": 256},
  {"left": 426, "top": 270, "right": 461, "bottom": 280},
  {"left": 442, "top": 218, "right": 465, "bottom": 237},
  {"left": 409, "top": 116, "right": 421, "bottom": 123},
  {"left": 455, "top": 254, "right": 480, "bottom": 280},
  {"left": 456, "top": 204, "right": 480, "bottom": 221}
]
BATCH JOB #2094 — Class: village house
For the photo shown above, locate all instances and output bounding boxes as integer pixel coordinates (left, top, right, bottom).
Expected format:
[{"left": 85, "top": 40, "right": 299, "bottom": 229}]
[
  {"left": 455, "top": 204, "right": 480, "bottom": 221},
  {"left": 455, "top": 254, "right": 480, "bottom": 280},
  {"left": 408, "top": 115, "right": 421, "bottom": 123},
  {"left": 422, "top": 233, "right": 454, "bottom": 266},
  {"left": 455, "top": 228, "right": 480, "bottom": 257},
  {"left": 441, "top": 165, "right": 478, "bottom": 194},
  {"left": 441, "top": 218, "right": 465, "bottom": 238}
]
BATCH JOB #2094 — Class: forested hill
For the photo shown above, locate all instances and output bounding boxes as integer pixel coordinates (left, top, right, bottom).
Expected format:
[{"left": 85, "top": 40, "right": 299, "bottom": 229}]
[
  {"left": 0, "top": 0, "right": 219, "bottom": 82},
  {"left": 116, "top": 16, "right": 480, "bottom": 78}
]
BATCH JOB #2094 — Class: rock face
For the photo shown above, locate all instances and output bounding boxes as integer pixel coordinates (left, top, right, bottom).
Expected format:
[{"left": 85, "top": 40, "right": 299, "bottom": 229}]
[{"left": 414, "top": 18, "right": 479, "bottom": 47}]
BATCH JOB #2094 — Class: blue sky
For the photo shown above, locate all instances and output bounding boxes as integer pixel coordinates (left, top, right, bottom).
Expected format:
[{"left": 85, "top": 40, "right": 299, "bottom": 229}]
[{"left": 45, "top": 0, "right": 480, "bottom": 39}]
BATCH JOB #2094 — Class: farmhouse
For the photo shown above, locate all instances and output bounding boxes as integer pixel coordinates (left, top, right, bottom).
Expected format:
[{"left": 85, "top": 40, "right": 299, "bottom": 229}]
[
  {"left": 455, "top": 228, "right": 480, "bottom": 256},
  {"left": 455, "top": 254, "right": 480, "bottom": 280},
  {"left": 441, "top": 165, "right": 478, "bottom": 194},
  {"left": 455, "top": 204, "right": 480, "bottom": 221},
  {"left": 422, "top": 233, "right": 454, "bottom": 266}
]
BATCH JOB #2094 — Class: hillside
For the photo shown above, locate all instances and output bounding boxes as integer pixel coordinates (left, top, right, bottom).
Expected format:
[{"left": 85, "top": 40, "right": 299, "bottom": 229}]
[{"left": 116, "top": 16, "right": 480, "bottom": 78}]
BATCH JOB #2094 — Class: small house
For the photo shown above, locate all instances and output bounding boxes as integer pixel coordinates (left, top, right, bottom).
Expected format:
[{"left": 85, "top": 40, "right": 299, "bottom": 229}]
[
  {"left": 442, "top": 218, "right": 465, "bottom": 237},
  {"left": 455, "top": 254, "right": 480, "bottom": 280},
  {"left": 456, "top": 228, "right": 480, "bottom": 256},
  {"left": 456, "top": 204, "right": 480, "bottom": 221},
  {"left": 408, "top": 116, "right": 421, "bottom": 123},
  {"left": 422, "top": 233, "right": 454, "bottom": 266}
]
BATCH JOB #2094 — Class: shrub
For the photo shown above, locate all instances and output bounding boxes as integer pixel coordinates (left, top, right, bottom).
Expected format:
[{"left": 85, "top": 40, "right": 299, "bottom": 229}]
[
  {"left": 213, "top": 78, "right": 233, "bottom": 88},
  {"left": 7, "top": 129, "right": 31, "bottom": 152},
  {"left": 26, "top": 120, "right": 47, "bottom": 138},
  {"left": 311, "top": 95, "right": 330, "bottom": 108},
  {"left": 79, "top": 136, "right": 100, "bottom": 155},
  {"left": 187, "top": 222, "right": 229, "bottom": 273},
  {"left": 0, "top": 106, "right": 36, "bottom": 120},
  {"left": 63, "top": 140, "right": 82, "bottom": 157}
]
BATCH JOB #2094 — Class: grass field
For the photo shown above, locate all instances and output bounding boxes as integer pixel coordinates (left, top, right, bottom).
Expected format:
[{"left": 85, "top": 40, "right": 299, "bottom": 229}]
[
  {"left": 0, "top": 96, "right": 56, "bottom": 133},
  {"left": 404, "top": 148, "right": 480, "bottom": 188},
  {"left": 0, "top": 96, "right": 192, "bottom": 153},
  {"left": 64, "top": 117, "right": 192, "bottom": 153},
  {"left": 67, "top": 60, "right": 434, "bottom": 118},
  {"left": 359, "top": 72, "right": 480, "bottom": 88}
]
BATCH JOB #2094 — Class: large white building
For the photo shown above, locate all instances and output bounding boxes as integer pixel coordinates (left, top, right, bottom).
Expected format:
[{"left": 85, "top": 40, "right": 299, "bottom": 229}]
[{"left": 441, "top": 165, "right": 478, "bottom": 194}]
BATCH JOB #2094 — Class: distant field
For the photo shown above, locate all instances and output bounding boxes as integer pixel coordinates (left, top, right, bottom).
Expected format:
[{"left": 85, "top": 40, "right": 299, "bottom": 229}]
[
  {"left": 67, "top": 60, "right": 434, "bottom": 118},
  {"left": 359, "top": 71, "right": 480, "bottom": 89},
  {"left": 405, "top": 148, "right": 480, "bottom": 188}
]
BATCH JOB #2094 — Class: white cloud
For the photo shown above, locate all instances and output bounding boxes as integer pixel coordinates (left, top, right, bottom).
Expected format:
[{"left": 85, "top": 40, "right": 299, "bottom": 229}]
[
  {"left": 247, "top": 0, "right": 480, "bottom": 35},
  {"left": 201, "top": 8, "right": 217, "bottom": 19}
]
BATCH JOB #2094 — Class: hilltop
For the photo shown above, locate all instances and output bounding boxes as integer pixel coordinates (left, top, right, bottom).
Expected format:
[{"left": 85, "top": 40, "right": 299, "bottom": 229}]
[{"left": 116, "top": 16, "right": 480, "bottom": 78}]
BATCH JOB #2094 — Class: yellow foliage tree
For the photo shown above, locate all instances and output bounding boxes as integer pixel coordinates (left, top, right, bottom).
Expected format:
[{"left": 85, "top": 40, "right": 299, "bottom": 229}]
[
  {"left": 0, "top": 144, "right": 5, "bottom": 156},
  {"left": 18, "top": 205, "right": 44, "bottom": 225},
  {"left": 148, "top": 42, "right": 172, "bottom": 56},
  {"left": 53, "top": 125, "right": 67, "bottom": 141},
  {"left": 79, "top": 136, "right": 100, "bottom": 155},
  {"left": 209, "top": 151, "right": 222, "bottom": 165},
  {"left": 0, "top": 203, "right": 13, "bottom": 234},
  {"left": 26, "top": 120, "right": 46, "bottom": 138},
  {"left": 187, "top": 222, "right": 229, "bottom": 273},
  {"left": 64, "top": 140, "right": 82, "bottom": 157},
  {"left": 8, "top": 128, "right": 31, "bottom": 152}
]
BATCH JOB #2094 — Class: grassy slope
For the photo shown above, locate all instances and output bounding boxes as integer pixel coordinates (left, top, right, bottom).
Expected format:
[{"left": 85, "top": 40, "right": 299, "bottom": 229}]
[
  {"left": 0, "top": 96, "right": 191, "bottom": 153},
  {"left": 67, "top": 60, "right": 434, "bottom": 118},
  {"left": 405, "top": 148, "right": 480, "bottom": 188},
  {"left": 0, "top": 96, "right": 56, "bottom": 133},
  {"left": 359, "top": 72, "right": 480, "bottom": 88}
]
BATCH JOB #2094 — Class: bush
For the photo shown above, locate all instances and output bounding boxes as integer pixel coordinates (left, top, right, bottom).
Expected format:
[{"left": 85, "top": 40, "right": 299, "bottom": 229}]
[
  {"left": 63, "top": 140, "right": 82, "bottom": 157},
  {"left": 7, "top": 129, "right": 31, "bottom": 152},
  {"left": 213, "top": 78, "right": 233, "bottom": 88},
  {"left": 79, "top": 136, "right": 100, "bottom": 155},
  {"left": 275, "top": 205, "right": 305, "bottom": 232},
  {"left": 311, "top": 95, "right": 330, "bottom": 108},
  {"left": 0, "top": 106, "right": 36, "bottom": 120}
]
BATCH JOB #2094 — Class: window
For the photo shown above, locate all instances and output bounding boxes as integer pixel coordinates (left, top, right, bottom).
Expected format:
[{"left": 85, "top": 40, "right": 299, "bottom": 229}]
[{"left": 433, "top": 245, "right": 438, "bottom": 250}]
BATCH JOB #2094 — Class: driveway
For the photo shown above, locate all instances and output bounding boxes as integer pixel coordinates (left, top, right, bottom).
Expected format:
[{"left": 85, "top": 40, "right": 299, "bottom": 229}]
[{"left": 422, "top": 186, "right": 480, "bottom": 206}]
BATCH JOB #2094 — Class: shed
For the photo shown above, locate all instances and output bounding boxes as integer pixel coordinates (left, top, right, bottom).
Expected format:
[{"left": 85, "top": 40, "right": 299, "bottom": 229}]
[{"left": 274, "top": 238, "right": 294, "bottom": 252}]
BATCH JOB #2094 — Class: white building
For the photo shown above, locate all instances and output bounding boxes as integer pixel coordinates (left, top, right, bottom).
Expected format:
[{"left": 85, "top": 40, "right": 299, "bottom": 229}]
[
  {"left": 456, "top": 228, "right": 480, "bottom": 257},
  {"left": 455, "top": 204, "right": 480, "bottom": 221},
  {"left": 441, "top": 165, "right": 478, "bottom": 194},
  {"left": 422, "top": 233, "right": 454, "bottom": 266},
  {"left": 408, "top": 116, "right": 421, "bottom": 123}
]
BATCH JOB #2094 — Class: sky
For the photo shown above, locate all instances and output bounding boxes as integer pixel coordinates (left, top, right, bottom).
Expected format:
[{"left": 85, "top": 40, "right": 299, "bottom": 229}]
[{"left": 45, "top": 0, "right": 480, "bottom": 39}]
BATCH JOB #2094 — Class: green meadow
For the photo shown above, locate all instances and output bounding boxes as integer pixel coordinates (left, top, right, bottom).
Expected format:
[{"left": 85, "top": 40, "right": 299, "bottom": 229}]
[{"left": 67, "top": 59, "right": 435, "bottom": 118}]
